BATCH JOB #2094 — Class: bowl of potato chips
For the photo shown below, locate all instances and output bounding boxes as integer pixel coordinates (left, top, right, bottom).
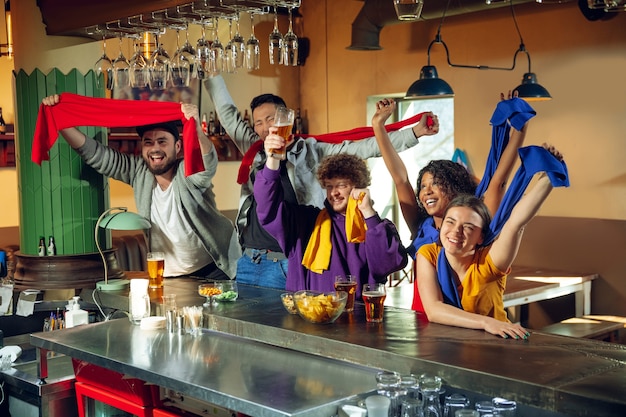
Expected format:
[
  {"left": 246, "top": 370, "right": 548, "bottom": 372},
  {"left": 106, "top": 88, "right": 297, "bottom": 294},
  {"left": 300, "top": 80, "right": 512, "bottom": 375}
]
[{"left": 293, "top": 290, "right": 347, "bottom": 324}]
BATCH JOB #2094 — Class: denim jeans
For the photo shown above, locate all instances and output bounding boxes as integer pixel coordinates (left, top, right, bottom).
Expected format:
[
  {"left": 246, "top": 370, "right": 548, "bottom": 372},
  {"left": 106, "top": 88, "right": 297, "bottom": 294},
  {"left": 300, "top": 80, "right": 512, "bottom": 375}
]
[{"left": 236, "top": 250, "right": 288, "bottom": 289}]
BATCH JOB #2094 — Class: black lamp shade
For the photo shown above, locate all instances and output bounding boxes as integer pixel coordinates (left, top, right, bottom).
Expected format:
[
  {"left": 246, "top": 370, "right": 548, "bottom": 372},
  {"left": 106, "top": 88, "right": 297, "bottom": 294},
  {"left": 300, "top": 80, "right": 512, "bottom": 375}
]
[
  {"left": 513, "top": 72, "right": 552, "bottom": 101},
  {"left": 405, "top": 65, "right": 455, "bottom": 99}
]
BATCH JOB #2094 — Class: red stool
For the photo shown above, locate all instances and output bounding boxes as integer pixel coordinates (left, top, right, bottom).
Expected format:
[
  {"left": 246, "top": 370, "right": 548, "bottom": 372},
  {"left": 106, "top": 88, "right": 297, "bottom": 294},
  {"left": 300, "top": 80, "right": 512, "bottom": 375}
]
[{"left": 75, "top": 381, "right": 155, "bottom": 417}]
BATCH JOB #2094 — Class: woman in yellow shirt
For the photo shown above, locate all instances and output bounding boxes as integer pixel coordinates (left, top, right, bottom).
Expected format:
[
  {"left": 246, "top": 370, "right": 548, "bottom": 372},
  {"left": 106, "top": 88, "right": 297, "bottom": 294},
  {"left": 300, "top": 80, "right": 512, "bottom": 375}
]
[{"left": 416, "top": 144, "right": 564, "bottom": 339}]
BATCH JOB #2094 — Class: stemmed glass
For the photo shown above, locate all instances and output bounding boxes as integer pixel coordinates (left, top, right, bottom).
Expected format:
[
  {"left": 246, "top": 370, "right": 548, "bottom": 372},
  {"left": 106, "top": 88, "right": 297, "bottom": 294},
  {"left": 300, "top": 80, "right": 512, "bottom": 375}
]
[
  {"left": 223, "top": 17, "right": 237, "bottom": 74},
  {"left": 112, "top": 36, "right": 131, "bottom": 90},
  {"left": 149, "top": 34, "right": 170, "bottom": 90},
  {"left": 195, "top": 21, "right": 211, "bottom": 79},
  {"left": 93, "top": 35, "right": 113, "bottom": 90},
  {"left": 245, "top": 11, "right": 260, "bottom": 70},
  {"left": 171, "top": 29, "right": 191, "bottom": 87},
  {"left": 198, "top": 282, "right": 223, "bottom": 307},
  {"left": 282, "top": 6, "right": 298, "bottom": 66},
  {"left": 209, "top": 18, "right": 225, "bottom": 75},
  {"left": 181, "top": 24, "right": 197, "bottom": 78},
  {"left": 231, "top": 13, "right": 246, "bottom": 69},
  {"left": 129, "top": 40, "right": 149, "bottom": 88},
  {"left": 268, "top": 6, "right": 283, "bottom": 65}
]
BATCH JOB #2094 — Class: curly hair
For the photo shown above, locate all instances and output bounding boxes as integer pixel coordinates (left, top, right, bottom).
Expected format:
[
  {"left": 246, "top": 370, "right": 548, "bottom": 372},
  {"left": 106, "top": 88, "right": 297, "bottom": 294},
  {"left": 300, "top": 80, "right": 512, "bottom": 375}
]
[
  {"left": 416, "top": 160, "right": 477, "bottom": 210},
  {"left": 317, "top": 154, "right": 371, "bottom": 188}
]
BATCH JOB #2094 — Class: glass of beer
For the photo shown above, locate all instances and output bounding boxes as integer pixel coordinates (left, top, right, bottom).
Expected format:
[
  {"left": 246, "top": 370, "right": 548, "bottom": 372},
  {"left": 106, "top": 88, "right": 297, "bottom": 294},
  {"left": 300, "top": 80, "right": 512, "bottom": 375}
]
[
  {"left": 362, "top": 283, "right": 386, "bottom": 323},
  {"left": 334, "top": 275, "right": 357, "bottom": 313},
  {"left": 147, "top": 252, "right": 165, "bottom": 289},
  {"left": 270, "top": 106, "right": 295, "bottom": 160}
]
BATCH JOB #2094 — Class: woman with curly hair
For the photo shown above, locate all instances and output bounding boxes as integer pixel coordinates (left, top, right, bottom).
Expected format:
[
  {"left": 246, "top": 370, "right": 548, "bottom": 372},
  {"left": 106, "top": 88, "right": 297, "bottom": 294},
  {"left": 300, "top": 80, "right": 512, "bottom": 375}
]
[
  {"left": 254, "top": 142, "right": 407, "bottom": 296},
  {"left": 372, "top": 94, "right": 533, "bottom": 312}
]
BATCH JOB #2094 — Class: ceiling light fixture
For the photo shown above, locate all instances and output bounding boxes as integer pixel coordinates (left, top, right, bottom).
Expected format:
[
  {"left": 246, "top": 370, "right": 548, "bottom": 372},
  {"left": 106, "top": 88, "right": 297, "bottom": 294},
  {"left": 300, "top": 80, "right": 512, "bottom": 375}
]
[{"left": 406, "top": 0, "right": 551, "bottom": 101}]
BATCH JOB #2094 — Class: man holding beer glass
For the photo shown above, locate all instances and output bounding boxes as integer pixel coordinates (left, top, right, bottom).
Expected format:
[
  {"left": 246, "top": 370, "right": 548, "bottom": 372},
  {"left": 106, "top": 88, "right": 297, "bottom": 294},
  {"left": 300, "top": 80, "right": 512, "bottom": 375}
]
[{"left": 204, "top": 74, "right": 439, "bottom": 290}]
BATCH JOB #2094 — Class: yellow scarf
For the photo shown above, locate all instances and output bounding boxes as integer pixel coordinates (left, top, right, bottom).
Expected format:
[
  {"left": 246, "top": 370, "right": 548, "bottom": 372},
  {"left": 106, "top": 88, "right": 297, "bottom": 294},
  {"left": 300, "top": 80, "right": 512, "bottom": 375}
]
[{"left": 302, "top": 195, "right": 367, "bottom": 273}]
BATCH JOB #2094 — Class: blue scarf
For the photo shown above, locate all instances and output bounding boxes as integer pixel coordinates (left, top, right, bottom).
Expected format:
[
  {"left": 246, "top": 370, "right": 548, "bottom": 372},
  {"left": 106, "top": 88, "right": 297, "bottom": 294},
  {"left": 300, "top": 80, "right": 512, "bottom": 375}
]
[
  {"left": 438, "top": 145, "right": 570, "bottom": 308},
  {"left": 409, "top": 98, "right": 536, "bottom": 259}
]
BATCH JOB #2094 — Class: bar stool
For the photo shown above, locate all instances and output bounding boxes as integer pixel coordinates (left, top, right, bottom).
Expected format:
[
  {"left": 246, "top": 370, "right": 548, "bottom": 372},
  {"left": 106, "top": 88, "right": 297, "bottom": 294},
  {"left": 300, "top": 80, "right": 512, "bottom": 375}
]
[{"left": 75, "top": 381, "right": 155, "bottom": 417}]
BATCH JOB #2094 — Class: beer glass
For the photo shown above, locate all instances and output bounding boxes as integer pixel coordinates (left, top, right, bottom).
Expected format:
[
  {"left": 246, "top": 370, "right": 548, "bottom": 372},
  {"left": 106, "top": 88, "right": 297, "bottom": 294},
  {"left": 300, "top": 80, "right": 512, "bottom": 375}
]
[
  {"left": 147, "top": 252, "right": 165, "bottom": 289},
  {"left": 362, "top": 283, "right": 386, "bottom": 323},
  {"left": 334, "top": 275, "right": 357, "bottom": 313},
  {"left": 270, "top": 106, "right": 295, "bottom": 160}
]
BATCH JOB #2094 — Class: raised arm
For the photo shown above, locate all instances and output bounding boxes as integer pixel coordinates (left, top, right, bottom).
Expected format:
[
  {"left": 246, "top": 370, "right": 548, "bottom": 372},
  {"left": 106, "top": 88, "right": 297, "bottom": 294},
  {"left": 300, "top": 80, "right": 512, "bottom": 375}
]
[
  {"left": 181, "top": 103, "right": 213, "bottom": 156},
  {"left": 489, "top": 143, "right": 562, "bottom": 272},
  {"left": 482, "top": 92, "right": 529, "bottom": 216},
  {"left": 416, "top": 252, "right": 528, "bottom": 338},
  {"left": 372, "top": 99, "right": 437, "bottom": 235},
  {"left": 41, "top": 94, "right": 87, "bottom": 148}
]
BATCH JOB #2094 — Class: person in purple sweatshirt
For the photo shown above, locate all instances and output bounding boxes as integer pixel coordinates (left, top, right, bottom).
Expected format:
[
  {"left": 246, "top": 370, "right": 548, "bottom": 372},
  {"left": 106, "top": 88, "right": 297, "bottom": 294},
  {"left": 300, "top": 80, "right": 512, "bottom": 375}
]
[{"left": 254, "top": 129, "right": 407, "bottom": 298}]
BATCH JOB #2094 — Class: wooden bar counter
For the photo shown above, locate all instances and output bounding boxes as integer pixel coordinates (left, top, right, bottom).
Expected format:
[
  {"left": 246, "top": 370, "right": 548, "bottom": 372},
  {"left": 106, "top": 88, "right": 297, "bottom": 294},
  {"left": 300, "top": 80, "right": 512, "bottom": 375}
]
[{"left": 29, "top": 279, "right": 626, "bottom": 417}]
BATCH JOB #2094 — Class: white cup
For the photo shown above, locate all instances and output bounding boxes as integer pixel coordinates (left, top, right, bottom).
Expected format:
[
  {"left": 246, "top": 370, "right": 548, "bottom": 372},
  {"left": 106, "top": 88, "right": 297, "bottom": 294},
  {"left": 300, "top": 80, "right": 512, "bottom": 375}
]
[{"left": 365, "top": 395, "right": 391, "bottom": 417}]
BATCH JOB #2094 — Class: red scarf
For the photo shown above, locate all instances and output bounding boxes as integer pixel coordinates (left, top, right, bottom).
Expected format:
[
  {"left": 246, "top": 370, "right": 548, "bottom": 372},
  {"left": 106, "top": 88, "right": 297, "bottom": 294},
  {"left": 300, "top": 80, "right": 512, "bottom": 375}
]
[
  {"left": 32, "top": 93, "right": 203, "bottom": 176},
  {"left": 237, "top": 111, "right": 433, "bottom": 184}
]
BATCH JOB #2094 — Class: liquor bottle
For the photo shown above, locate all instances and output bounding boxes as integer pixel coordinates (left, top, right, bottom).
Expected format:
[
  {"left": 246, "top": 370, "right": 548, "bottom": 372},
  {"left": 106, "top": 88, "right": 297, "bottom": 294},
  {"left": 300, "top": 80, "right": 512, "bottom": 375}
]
[
  {"left": 0, "top": 107, "right": 6, "bottom": 134},
  {"left": 294, "top": 108, "right": 304, "bottom": 135},
  {"left": 47, "top": 236, "right": 56, "bottom": 256},
  {"left": 38, "top": 236, "right": 46, "bottom": 256},
  {"left": 208, "top": 111, "right": 216, "bottom": 136},
  {"left": 201, "top": 113, "right": 208, "bottom": 136}
]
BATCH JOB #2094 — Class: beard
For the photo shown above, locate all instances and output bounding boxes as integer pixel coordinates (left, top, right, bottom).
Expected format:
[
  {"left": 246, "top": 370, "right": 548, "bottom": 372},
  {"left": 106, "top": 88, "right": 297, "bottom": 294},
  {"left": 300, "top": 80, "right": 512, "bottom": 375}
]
[{"left": 144, "top": 152, "right": 178, "bottom": 176}]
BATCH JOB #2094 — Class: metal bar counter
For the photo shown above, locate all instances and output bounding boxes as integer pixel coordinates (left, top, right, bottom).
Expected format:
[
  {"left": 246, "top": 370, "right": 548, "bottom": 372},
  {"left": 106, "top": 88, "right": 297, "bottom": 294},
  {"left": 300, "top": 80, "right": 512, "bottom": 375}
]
[{"left": 29, "top": 279, "right": 626, "bottom": 417}]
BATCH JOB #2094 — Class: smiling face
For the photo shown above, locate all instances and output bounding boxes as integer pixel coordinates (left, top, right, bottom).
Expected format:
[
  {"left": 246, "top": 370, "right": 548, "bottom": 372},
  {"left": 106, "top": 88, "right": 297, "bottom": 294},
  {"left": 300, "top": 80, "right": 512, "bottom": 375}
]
[
  {"left": 141, "top": 129, "right": 181, "bottom": 176},
  {"left": 439, "top": 205, "right": 485, "bottom": 257},
  {"left": 323, "top": 179, "right": 354, "bottom": 214},
  {"left": 252, "top": 102, "right": 278, "bottom": 141},
  {"left": 418, "top": 172, "right": 453, "bottom": 220}
]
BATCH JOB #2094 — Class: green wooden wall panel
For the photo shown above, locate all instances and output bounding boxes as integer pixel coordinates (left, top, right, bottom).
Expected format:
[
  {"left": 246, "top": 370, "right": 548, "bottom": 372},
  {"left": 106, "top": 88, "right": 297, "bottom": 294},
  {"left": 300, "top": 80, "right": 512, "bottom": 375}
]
[{"left": 15, "top": 68, "right": 109, "bottom": 256}]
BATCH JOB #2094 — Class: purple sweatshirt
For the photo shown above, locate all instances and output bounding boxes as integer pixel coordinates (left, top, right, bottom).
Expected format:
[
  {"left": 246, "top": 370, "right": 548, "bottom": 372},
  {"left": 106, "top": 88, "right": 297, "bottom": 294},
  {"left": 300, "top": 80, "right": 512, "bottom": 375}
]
[{"left": 254, "top": 166, "right": 408, "bottom": 297}]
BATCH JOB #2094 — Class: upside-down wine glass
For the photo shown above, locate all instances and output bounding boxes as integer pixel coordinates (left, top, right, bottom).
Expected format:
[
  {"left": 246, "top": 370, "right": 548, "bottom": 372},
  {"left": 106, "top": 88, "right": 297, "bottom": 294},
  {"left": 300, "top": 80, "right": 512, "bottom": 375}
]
[
  {"left": 113, "top": 36, "right": 131, "bottom": 90},
  {"left": 149, "top": 33, "right": 171, "bottom": 90},
  {"left": 93, "top": 35, "right": 113, "bottom": 90},
  {"left": 209, "top": 17, "right": 225, "bottom": 75},
  {"left": 282, "top": 6, "right": 298, "bottom": 66},
  {"left": 129, "top": 40, "right": 149, "bottom": 88},
  {"left": 268, "top": 6, "right": 283, "bottom": 65},
  {"left": 232, "top": 12, "right": 245, "bottom": 69},
  {"left": 223, "top": 16, "right": 237, "bottom": 74},
  {"left": 181, "top": 23, "right": 197, "bottom": 78},
  {"left": 245, "top": 11, "right": 260, "bottom": 70},
  {"left": 171, "top": 29, "right": 191, "bottom": 87},
  {"left": 196, "top": 21, "right": 211, "bottom": 79}
]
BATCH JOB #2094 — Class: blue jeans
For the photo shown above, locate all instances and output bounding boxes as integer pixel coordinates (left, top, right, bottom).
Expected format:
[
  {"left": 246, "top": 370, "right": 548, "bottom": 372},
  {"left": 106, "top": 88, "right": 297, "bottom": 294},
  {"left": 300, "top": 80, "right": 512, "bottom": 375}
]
[{"left": 236, "top": 250, "right": 288, "bottom": 289}]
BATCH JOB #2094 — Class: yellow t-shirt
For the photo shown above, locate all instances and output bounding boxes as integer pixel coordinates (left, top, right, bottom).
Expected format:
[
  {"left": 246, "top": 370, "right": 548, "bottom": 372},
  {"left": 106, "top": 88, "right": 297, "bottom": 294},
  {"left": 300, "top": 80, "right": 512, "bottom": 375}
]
[{"left": 418, "top": 243, "right": 509, "bottom": 322}]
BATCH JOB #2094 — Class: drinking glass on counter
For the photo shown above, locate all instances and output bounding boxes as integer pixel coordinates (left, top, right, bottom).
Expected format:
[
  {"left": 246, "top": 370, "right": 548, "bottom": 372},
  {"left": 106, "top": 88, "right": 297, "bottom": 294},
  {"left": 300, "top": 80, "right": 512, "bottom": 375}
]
[
  {"left": 334, "top": 275, "right": 357, "bottom": 312},
  {"left": 147, "top": 252, "right": 165, "bottom": 289},
  {"left": 362, "top": 283, "right": 386, "bottom": 323},
  {"left": 270, "top": 106, "right": 295, "bottom": 160}
]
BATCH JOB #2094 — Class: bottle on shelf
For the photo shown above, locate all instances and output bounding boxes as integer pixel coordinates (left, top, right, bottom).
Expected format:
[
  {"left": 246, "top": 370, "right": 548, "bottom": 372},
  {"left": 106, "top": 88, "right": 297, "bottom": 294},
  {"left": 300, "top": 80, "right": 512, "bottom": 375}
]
[
  {"left": 47, "top": 236, "right": 56, "bottom": 256},
  {"left": 0, "top": 107, "right": 6, "bottom": 134},
  {"left": 208, "top": 111, "right": 216, "bottom": 136},
  {"left": 294, "top": 108, "right": 304, "bottom": 135},
  {"left": 201, "top": 113, "right": 208, "bottom": 136},
  {"left": 38, "top": 236, "right": 46, "bottom": 256}
]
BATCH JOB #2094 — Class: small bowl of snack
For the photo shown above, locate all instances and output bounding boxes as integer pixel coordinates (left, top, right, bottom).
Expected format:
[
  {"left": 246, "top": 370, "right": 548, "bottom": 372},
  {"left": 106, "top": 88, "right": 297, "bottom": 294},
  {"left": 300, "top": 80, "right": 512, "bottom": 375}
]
[
  {"left": 215, "top": 280, "right": 238, "bottom": 302},
  {"left": 293, "top": 290, "right": 347, "bottom": 324},
  {"left": 280, "top": 292, "right": 298, "bottom": 314}
]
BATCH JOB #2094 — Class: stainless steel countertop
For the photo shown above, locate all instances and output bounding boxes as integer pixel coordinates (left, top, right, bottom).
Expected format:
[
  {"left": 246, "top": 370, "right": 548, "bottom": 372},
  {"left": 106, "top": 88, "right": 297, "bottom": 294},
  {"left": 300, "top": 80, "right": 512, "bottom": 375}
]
[{"left": 29, "top": 279, "right": 626, "bottom": 417}]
